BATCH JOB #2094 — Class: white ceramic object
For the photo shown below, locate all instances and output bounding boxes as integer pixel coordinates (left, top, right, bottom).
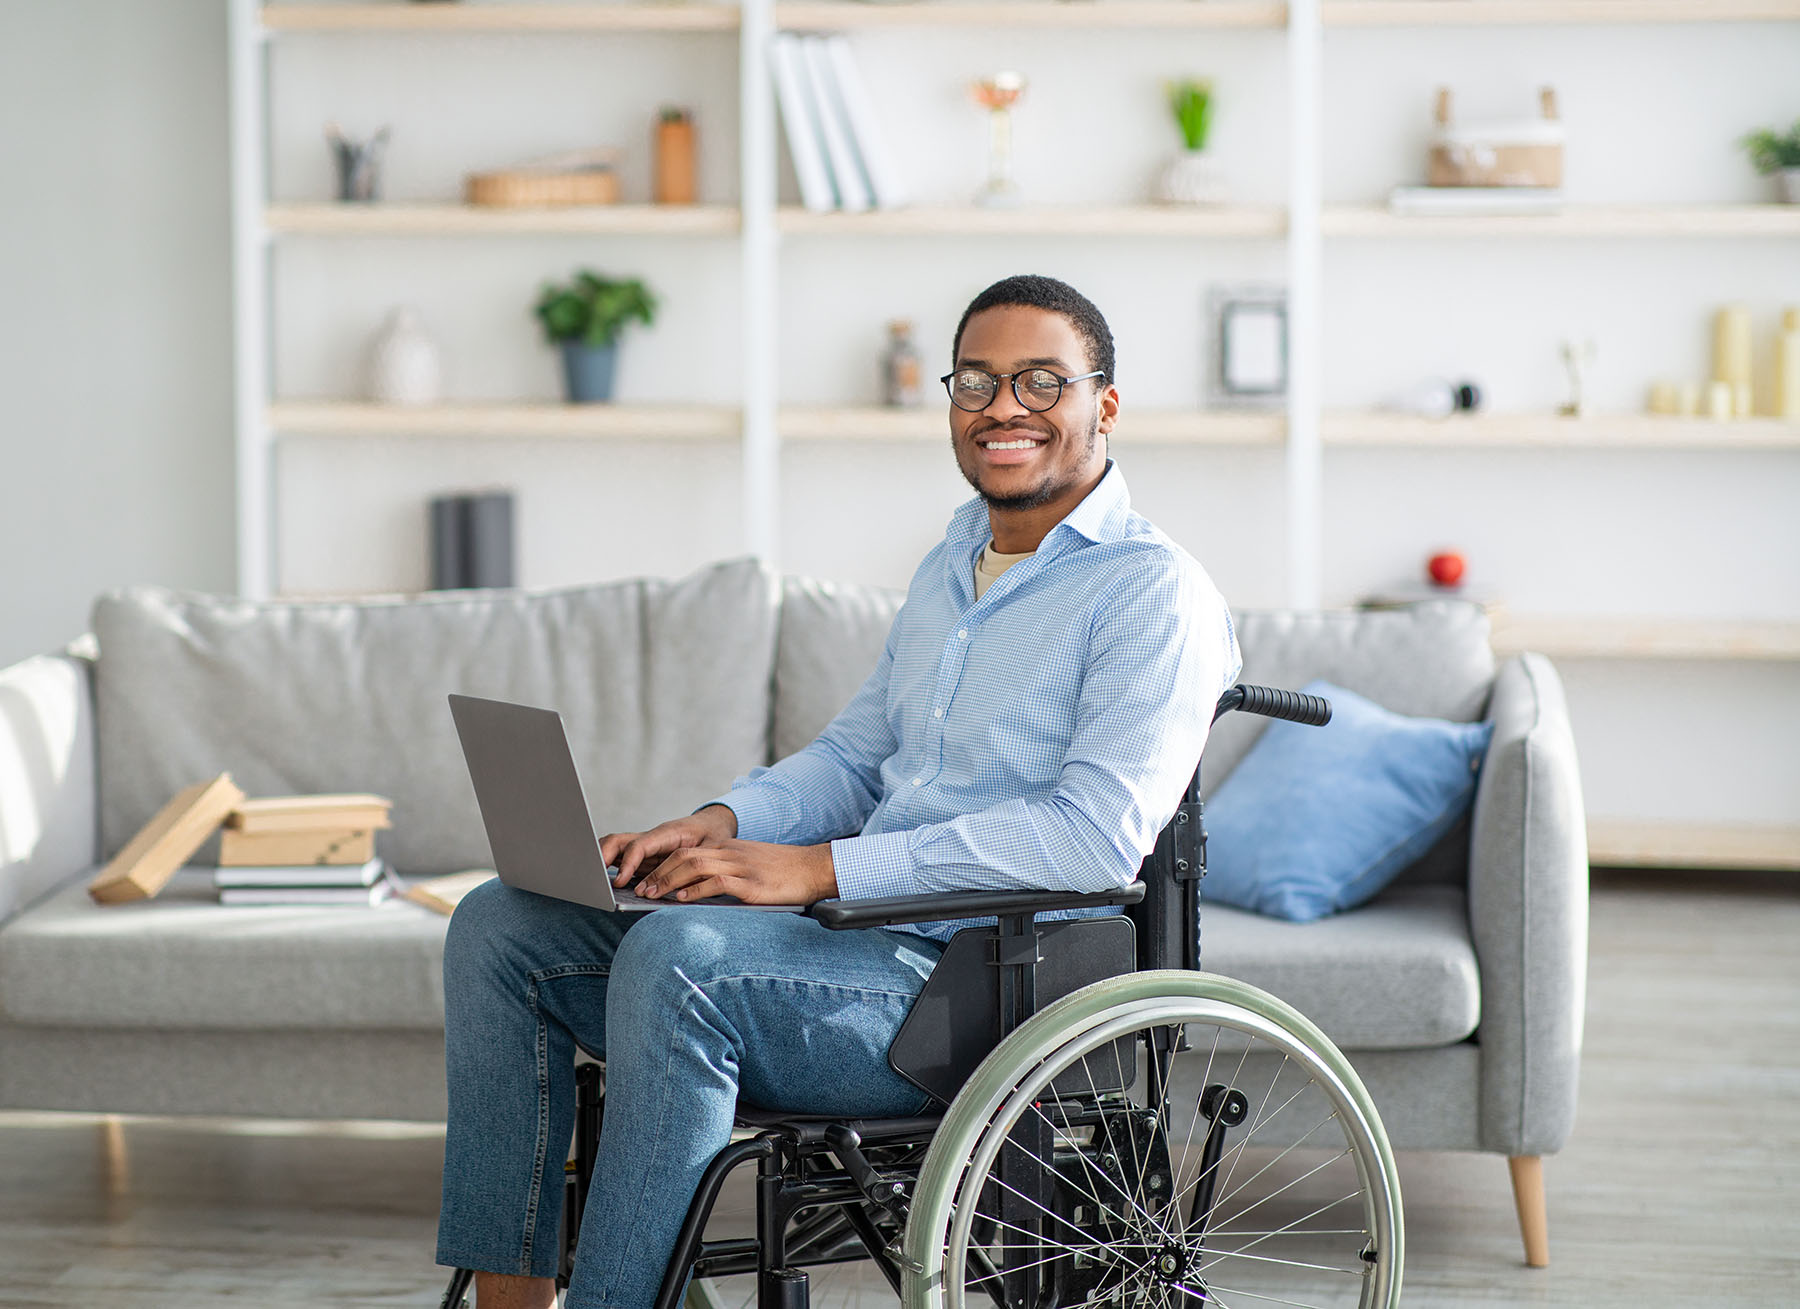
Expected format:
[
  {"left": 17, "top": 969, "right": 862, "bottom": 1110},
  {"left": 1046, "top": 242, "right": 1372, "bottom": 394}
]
[
  {"left": 368, "top": 306, "right": 443, "bottom": 406},
  {"left": 1155, "top": 150, "right": 1225, "bottom": 205},
  {"left": 1780, "top": 167, "right": 1800, "bottom": 204}
]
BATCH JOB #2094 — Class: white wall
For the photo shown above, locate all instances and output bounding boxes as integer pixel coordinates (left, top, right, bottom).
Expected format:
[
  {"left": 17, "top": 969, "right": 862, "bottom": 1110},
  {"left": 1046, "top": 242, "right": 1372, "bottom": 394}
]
[
  {"left": 1, "top": 7, "right": 1796, "bottom": 835},
  {"left": 0, "top": 0, "right": 236, "bottom": 669}
]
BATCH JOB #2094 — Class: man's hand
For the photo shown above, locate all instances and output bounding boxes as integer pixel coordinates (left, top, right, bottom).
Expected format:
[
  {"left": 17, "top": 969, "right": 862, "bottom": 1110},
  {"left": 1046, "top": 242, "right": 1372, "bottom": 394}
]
[
  {"left": 635, "top": 839, "right": 838, "bottom": 907},
  {"left": 601, "top": 805, "right": 739, "bottom": 888}
]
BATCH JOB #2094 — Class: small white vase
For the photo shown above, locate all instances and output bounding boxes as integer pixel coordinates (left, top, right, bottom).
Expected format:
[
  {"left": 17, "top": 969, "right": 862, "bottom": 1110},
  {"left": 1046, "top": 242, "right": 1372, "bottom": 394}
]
[
  {"left": 1780, "top": 167, "right": 1800, "bottom": 204},
  {"left": 368, "top": 306, "right": 443, "bottom": 406},
  {"left": 1155, "top": 149, "right": 1226, "bottom": 205}
]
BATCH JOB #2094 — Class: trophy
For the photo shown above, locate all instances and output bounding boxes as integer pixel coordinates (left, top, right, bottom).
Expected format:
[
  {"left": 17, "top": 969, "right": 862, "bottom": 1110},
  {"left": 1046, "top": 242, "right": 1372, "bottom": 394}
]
[{"left": 972, "top": 72, "right": 1027, "bottom": 208}]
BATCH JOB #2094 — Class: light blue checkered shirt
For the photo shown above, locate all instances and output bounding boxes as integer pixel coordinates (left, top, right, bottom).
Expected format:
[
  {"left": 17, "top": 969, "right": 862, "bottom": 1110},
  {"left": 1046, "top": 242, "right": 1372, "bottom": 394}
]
[{"left": 710, "top": 461, "right": 1241, "bottom": 941}]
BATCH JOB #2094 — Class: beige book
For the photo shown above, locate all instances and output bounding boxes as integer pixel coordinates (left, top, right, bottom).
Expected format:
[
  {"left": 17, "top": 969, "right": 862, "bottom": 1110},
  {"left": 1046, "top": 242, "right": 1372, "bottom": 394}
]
[
  {"left": 400, "top": 871, "right": 495, "bottom": 917},
  {"left": 89, "top": 774, "right": 247, "bottom": 904},
  {"left": 218, "top": 827, "right": 377, "bottom": 868},
  {"left": 227, "top": 794, "right": 393, "bottom": 835}
]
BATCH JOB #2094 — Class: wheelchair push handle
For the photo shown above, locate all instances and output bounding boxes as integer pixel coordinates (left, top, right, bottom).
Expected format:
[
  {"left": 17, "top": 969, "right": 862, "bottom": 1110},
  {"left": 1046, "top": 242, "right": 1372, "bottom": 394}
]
[{"left": 1213, "top": 683, "right": 1332, "bottom": 726}]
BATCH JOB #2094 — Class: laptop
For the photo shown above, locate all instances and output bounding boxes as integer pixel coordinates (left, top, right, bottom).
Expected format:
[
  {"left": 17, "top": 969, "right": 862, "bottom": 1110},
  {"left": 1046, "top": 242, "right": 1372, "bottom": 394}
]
[{"left": 447, "top": 693, "right": 802, "bottom": 913}]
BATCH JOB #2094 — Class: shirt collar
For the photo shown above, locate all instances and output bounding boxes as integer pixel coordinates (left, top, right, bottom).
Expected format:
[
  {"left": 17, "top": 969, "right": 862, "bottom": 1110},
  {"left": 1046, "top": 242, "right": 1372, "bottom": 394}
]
[{"left": 944, "top": 459, "right": 1131, "bottom": 551}]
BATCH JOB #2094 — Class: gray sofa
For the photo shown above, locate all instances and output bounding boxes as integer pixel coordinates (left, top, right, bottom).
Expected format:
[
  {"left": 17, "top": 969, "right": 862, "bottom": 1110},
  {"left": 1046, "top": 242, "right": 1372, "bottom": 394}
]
[{"left": 0, "top": 557, "right": 1587, "bottom": 1261}]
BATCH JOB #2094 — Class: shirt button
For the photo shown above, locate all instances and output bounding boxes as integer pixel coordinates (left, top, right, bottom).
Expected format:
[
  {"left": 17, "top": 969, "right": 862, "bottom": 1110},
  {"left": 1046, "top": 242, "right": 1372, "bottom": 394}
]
[
  {"left": 912, "top": 777, "right": 922, "bottom": 786},
  {"left": 957, "top": 629, "right": 968, "bottom": 640},
  {"left": 933, "top": 707, "right": 943, "bottom": 718}
]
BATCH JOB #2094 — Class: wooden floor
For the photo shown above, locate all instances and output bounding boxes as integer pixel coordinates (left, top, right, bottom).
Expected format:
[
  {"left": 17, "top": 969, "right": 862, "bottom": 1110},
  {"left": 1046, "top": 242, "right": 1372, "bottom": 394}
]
[{"left": 2, "top": 869, "right": 1796, "bottom": 1307}]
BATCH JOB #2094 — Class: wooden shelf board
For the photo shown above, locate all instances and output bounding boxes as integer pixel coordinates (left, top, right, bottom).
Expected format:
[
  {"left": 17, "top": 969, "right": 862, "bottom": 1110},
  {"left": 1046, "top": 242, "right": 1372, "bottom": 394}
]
[
  {"left": 1587, "top": 820, "right": 1800, "bottom": 871},
  {"left": 1489, "top": 616, "right": 1800, "bottom": 661},
  {"left": 776, "top": 1, "right": 1288, "bottom": 29},
  {"left": 1323, "top": 413, "right": 1800, "bottom": 449},
  {"left": 779, "top": 407, "right": 1283, "bottom": 444},
  {"left": 267, "top": 402, "right": 740, "bottom": 440},
  {"left": 1324, "top": 1, "right": 1800, "bottom": 25},
  {"left": 779, "top": 205, "right": 1286, "bottom": 237},
  {"left": 265, "top": 202, "right": 739, "bottom": 237},
  {"left": 261, "top": 3, "right": 742, "bottom": 33},
  {"left": 1322, "top": 204, "right": 1800, "bottom": 238}
]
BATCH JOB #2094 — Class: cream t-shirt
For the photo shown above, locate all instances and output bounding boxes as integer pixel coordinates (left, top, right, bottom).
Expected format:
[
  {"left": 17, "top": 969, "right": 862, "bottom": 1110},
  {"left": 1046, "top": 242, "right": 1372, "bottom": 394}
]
[{"left": 974, "top": 541, "right": 1036, "bottom": 600}]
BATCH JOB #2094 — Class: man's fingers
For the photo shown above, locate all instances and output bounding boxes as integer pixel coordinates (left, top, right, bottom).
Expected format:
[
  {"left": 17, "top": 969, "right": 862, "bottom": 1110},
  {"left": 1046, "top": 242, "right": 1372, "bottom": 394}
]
[{"left": 639, "top": 846, "right": 722, "bottom": 899}]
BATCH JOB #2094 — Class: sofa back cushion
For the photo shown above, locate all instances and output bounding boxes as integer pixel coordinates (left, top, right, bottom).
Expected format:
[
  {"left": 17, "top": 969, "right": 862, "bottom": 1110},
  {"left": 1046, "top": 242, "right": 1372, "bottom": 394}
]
[
  {"left": 92, "top": 559, "right": 779, "bottom": 876},
  {"left": 773, "top": 576, "right": 907, "bottom": 761}
]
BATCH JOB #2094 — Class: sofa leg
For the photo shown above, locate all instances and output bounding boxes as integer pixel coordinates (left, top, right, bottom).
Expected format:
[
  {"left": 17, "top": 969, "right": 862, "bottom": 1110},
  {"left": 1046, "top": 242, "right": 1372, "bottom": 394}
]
[{"left": 1507, "top": 1154, "right": 1550, "bottom": 1268}]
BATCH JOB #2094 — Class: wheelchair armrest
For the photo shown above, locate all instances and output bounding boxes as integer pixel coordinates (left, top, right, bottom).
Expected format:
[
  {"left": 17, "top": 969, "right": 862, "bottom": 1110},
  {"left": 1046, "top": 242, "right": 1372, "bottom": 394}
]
[{"left": 807, "top": 881, "right": 1145, "bottom": 931}]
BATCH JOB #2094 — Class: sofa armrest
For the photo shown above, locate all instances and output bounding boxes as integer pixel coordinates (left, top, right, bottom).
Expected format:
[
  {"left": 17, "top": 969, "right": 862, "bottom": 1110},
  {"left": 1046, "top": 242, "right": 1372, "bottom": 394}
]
[
  {"left": 0, "top": 646, "right": 99, "bottom": 926},
  {"left": 1469, "top": 652, "right": 1589, "bottom": 1157}
]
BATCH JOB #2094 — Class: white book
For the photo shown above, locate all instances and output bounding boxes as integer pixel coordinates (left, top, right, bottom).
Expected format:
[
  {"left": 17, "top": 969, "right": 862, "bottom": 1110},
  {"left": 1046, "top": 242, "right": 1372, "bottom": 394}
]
[
  {"left": 219, "top": 880, "right": 395, "bottom": 907},
  {"left": 821, "top": 35, "right": 907, "bottom": 210},
  {"left": 799, "top": 34, "right": 871, "bottom": 213},
  {"left": 770, "top": 33, "right": 836, "bottom": 213},
  {"left": 212, "top": 857, "right": 385, "bottom": 889}
]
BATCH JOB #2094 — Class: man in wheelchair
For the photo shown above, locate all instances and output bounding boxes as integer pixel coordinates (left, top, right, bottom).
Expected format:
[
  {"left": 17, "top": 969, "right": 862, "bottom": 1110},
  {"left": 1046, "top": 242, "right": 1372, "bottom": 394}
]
[{"left": 436, "top": 275, "right": 1242, "bottom": 1308}]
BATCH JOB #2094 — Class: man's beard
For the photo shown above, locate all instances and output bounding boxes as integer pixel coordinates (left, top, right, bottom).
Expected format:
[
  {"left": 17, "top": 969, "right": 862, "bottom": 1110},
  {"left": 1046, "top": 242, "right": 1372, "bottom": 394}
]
[{"left": 958, "top": 413, "right": 1100, "bottom": 511}]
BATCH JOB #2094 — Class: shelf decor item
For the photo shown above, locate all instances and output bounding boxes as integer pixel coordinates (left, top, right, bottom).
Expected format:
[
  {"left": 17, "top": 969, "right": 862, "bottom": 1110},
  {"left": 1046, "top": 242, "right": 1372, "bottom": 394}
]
[
  {"left": 367, "top": 306, "right": 443, "bottom": 406},
  {"left": 1208, "top": 285, "right": 1287, "bottom": 409},
  {"left": 1776, "top": 308, "right": 1800, "bottom": 420},
  {"left": 1155, "top": 79, "right": 1225, "bottom": 205},
  {"left": 971, "top": 72, "right": 1027, "bottom": 208},
  {"left": 325, "top": 121, "right": 390, "bottom": 202},
  {"left": 534, "top": 270, "right": 657, "bottom": 404},
  {"left": 1428, "top": 86, "right": 1563, "bottom": 189},
  {"left": 1740, "top": 119, "right": 1800, "bottom": 203},
  {"left": 655, "top": 107, "right": 697, "bottom": 204},
  {"left": 1557, "top": 338, "right": 1597, "bottom": 418},
  {"left": 881, "top": 320, "right": 922, "bottom": 407},
  {"left": 466, "top": 147, "right": 621, "bottom": 208},
  {"left": 1712, "top": 304, "right": 1753, "bottom": 418}
]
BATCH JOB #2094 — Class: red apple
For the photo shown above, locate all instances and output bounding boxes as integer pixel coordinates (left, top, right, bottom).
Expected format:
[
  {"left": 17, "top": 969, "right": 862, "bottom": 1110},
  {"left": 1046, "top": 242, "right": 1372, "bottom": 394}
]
[{"left": 1427, "top": 551, "right": 1466, "bottom": 588}]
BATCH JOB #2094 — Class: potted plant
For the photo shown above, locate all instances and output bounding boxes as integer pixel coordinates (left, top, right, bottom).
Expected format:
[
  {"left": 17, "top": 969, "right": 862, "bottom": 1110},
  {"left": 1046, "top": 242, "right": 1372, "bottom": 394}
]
[
  {"left": 1741, "top": 119, "right": 1800, "bottom": 203},
  {"left": 1155, "top": 79, "right": 1224, "bottom": 205},
  {"left": 534, "top": 270, "right": 658, "bottom": 403}
]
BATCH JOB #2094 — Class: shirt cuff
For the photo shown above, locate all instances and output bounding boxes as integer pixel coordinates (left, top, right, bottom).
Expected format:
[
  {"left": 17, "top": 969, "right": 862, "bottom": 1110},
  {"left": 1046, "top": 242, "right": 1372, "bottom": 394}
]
[
  {"left": 829, "top": 829, "right": 916, "bottom": 900},
  {"left": 695, "top": 789, "right": 771, "bottom": 843}
]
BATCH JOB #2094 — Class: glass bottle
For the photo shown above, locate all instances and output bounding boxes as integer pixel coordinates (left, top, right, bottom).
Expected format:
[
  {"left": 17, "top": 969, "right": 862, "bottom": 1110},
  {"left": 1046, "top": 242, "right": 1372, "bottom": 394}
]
[{"left": 882, "top": 320, "right": 922, "bottom": 407}]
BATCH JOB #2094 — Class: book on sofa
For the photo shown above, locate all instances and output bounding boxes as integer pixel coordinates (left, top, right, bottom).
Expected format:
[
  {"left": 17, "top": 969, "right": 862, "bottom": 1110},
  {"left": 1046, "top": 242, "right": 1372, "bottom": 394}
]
[
  {"left": 213, "top": 857, "right": 386, "bottom": 890},
  {"left": 88, "top": 773, "right": 246, "bottom": 903}
]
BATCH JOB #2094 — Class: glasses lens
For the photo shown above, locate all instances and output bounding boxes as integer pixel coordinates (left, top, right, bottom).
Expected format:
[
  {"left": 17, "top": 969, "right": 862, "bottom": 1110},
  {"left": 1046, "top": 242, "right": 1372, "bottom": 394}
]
[
  {"left": 949, "top": 370, "right": 997, "bottom": 411},
  {"left": 1018, "top": 369, "right": 1065, "bottom": 411}
]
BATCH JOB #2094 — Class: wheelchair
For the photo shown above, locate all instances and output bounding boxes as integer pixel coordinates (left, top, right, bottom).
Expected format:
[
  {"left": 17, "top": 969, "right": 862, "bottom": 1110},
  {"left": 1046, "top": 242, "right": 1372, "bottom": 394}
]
[{"left": 442, "top": 685, "right": 1404, "bottom": 1309}]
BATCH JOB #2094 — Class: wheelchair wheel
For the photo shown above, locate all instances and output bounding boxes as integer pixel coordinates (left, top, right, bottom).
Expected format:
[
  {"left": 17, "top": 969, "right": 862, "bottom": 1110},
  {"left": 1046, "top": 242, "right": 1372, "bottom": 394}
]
[{"left": 903, "top": 970, "right": 1403, "bottom": 1308}]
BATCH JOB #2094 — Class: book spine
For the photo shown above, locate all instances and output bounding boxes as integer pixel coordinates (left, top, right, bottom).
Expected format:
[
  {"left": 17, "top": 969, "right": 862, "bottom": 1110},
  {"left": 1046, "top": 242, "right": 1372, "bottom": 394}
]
[
  {"left": 430, "top": 494, "right": 469, "bottom": 590},
  {"left": 799, "top": 34, "right": 871, "bottom": 213},
  {"left": 823, "top": 35, "right": 906, "bottom": 210},
  {"left": 770, "top": 32, "right": 836, "bottom": 213},
  {"left": 466, "top": 490, "right": 516, "bottom": 589}
]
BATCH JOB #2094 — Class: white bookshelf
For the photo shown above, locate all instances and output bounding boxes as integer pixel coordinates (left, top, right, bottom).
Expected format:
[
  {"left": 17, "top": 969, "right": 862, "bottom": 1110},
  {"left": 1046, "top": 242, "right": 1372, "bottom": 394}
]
[{"left": 231, "top": 0, "right": 1800, "bottom": 869}]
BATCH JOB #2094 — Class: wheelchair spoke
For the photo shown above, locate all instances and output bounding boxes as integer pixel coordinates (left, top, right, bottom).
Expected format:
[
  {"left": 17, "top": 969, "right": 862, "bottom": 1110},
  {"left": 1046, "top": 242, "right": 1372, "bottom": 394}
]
[
  {"left": 1170, "top": 1097, "right": 1335, "bottom": 1229},
  {"left": 1208, "top": 1152, "right": 1358, "bottom": 1237},
  {"left": 1177, "top": 1278, "right": 1336, "bottom": 1309}
]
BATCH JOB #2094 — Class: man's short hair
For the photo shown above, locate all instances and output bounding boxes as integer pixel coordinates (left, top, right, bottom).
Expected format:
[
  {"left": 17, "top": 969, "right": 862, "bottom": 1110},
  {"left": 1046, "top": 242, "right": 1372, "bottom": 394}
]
[{"left": 952, "top": 275, "right": 1116, "bottom": 385}]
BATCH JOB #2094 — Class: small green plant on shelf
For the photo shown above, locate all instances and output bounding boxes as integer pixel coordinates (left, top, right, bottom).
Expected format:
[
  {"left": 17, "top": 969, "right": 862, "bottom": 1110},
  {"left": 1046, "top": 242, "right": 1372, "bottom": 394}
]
[
  {"left": 534, "top": 270, "right": 658, "bottom": 404},
  {"left": 534, "top": 270, "right": 657, "bottom": 348},
  {"left": 1741, "top": 120, "right": 1800, "bottom": 205},
  {"left": 1169, "top": 79, "right": 1215, "bottom": 153}
]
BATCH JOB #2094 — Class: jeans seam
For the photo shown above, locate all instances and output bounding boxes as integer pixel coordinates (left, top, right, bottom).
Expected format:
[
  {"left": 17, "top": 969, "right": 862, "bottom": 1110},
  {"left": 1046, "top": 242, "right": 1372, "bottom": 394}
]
[{"left": 522, "top": 962, "right": 613, "bottom": 1277}]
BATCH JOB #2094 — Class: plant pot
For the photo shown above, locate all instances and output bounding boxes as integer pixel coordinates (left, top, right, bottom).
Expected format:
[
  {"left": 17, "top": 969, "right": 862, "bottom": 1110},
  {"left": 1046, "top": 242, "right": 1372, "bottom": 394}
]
[
  {"left": 1155, "top": 149, "right": 1226, "bottom": 205},
  {"left": 560, "top": 341, "right": 619, "bottom": 403},
  {"left": 1780, "top": 167, "right": 1800, "bottom": 204}
]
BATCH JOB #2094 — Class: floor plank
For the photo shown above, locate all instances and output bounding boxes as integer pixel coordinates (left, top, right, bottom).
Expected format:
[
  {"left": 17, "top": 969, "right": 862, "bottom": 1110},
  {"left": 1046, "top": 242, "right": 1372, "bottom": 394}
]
[{"left": 1, "top": 869, "right": 1795, "bottom": 1306}]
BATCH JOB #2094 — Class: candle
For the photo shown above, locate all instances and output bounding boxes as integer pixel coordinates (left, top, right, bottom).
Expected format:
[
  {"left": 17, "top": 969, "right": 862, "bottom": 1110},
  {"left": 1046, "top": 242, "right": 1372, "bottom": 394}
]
[
  {"left": 1713, "top": 305, "right": 1752, "bottom": 389},
  {"left": 1677, "top": 382, "right": 1701, "bottom": 415},
  {"left": 1776, "top": 308, "right": 1800, "bottom": 421},
  {"left": 1706, "top": 380, "right": 1734, "bottom": 419},
  {"left": 1647, "top": 381, "right": 1679, "bottom": 415}
]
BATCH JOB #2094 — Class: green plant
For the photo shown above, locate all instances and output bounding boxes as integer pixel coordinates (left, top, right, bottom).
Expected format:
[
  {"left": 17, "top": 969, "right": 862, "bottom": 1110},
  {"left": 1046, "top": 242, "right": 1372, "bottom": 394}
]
[
  {"left": 534, "top": 270, "right": 657, "bottom": 348},
  {"left": 1741, "top": 119, "right": 1800, "bottom": 174},
  {"left": 1168, "top": 79, "right": 1215, "bottom": 153}
]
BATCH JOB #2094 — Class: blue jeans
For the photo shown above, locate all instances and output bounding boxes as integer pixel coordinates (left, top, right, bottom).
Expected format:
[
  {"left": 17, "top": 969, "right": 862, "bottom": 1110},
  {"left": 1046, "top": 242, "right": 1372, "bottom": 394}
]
[{"left": 435, "top": 878, "right": 944, "bottom": 1308}]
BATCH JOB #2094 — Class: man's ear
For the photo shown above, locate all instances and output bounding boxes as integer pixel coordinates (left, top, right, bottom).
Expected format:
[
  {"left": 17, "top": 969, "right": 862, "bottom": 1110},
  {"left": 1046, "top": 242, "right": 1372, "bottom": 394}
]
[{"left": 1096, "top": 383, "right": 1120, "bottom": 437}]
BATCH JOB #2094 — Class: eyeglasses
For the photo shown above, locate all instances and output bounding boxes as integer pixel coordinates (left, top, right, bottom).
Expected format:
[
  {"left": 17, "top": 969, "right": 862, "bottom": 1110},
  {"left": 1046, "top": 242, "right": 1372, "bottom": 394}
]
[{"left": 941, "top": 367, "right": 1106, "bottom": 413}]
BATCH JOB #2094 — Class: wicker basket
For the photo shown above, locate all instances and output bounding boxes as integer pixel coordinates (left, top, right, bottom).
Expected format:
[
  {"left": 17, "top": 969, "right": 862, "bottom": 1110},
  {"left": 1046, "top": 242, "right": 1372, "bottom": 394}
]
[
  {"left": 465, "top": 147, "right": 622, "bottom": 207},
  {"left": 1426, "top": 87, "right": 1564, "bottom": 190}
]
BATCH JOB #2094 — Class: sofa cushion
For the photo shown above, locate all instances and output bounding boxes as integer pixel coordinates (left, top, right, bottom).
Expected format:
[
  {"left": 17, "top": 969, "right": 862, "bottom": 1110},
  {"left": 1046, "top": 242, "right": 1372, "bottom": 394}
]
[
  {"left": 1198, "top": 883, "right": 1480, "bottom": 1050},
  {"left": 772, "top": 576, "right": 905, "bottom": 761},
  {"left": 93, "top": 559, "right": 780, "bottom": 877},
  {"left": 0, "top": 871, "right": 450, "bottom": 1029},
  {"left": 1202, "top": 681, "right": 1495, "bottom": 922}
]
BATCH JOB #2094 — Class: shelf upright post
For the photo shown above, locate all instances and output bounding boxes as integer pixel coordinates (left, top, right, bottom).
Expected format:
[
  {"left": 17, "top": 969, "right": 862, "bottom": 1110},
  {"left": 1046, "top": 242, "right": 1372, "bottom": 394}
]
[
  {"left": 228, "top": 0, "right": 275, "bottom": 599},
  {"left": 1285, "top": 0, "right": 1323, "bottom": 610},
  {"left": 741, "top": 0, "right": 780, "bottom": 566}
]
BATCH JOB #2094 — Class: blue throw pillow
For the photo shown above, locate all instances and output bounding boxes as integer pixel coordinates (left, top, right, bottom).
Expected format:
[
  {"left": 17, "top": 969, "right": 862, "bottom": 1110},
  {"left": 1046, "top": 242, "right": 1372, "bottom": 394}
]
[{"left": 1200, "top": 680, "right": 1493, "bottom": 923}]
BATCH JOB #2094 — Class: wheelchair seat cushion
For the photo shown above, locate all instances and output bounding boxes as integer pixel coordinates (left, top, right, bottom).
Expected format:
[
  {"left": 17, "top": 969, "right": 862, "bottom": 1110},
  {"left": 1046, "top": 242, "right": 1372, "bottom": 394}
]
[{"left": 1201, "top": 680, "right": 1494, "bottom": 922}]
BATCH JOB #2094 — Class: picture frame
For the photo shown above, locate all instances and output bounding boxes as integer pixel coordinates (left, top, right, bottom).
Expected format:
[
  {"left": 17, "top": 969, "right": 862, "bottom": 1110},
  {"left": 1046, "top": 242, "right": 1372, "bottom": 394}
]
[{"left": 1208, "top": 285, "right": 1288, "bottom": 408}]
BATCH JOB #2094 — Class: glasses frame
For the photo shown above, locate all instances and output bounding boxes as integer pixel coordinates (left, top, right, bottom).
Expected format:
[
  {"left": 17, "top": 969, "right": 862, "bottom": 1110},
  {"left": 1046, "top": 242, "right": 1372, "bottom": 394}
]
[{"left": 940, "top": 367, "right": 1107, "bottom": 413}]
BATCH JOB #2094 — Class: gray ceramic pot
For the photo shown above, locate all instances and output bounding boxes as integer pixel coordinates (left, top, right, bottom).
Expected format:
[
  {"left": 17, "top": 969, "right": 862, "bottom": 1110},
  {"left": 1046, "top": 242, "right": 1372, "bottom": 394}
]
[{"left": 560, "top": 341, "right": 619, "bottom": 403}]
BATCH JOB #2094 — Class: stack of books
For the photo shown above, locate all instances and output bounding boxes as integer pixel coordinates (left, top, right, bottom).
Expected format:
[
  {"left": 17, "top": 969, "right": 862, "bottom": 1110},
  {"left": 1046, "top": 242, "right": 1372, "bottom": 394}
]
[
  {"left": 214, "top": 794, "right": 397, "bottom": 907},
  {"left": 771, "top": 32, "right": 907, "bottom": 214}
]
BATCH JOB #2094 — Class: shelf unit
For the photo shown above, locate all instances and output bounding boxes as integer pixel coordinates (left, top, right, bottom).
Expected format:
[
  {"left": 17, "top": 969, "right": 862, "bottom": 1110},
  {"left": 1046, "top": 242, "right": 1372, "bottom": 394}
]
[{"left": 232, "top": 0, "right": 1800, "bottom": 869}]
